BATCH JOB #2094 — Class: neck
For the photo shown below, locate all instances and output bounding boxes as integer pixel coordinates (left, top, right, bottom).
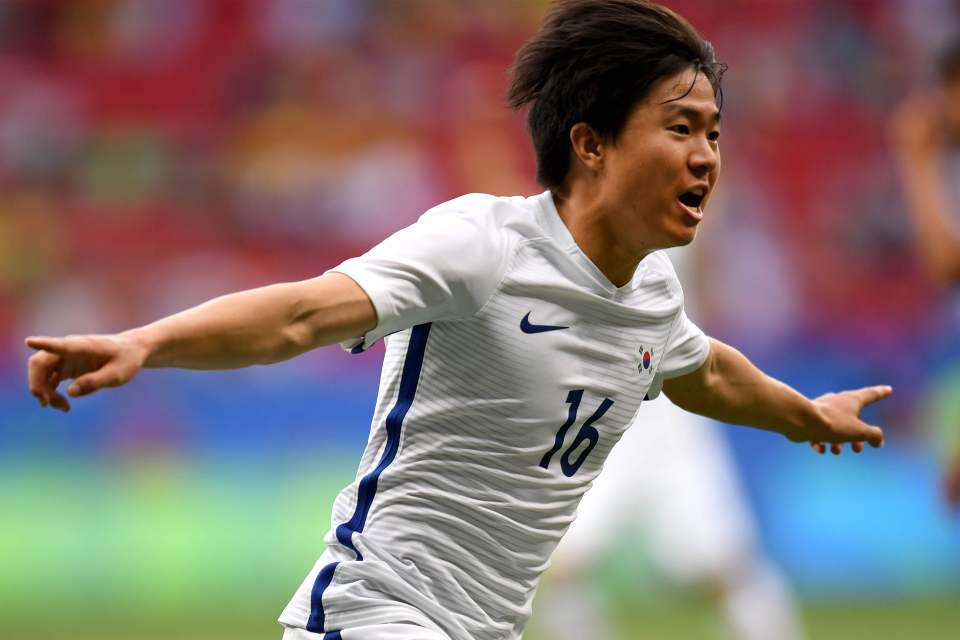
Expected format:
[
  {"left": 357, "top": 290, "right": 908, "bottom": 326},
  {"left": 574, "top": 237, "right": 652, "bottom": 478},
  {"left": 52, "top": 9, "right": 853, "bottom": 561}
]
[{"left": 551, "top": 190, "right": 648, "bottom": 288}]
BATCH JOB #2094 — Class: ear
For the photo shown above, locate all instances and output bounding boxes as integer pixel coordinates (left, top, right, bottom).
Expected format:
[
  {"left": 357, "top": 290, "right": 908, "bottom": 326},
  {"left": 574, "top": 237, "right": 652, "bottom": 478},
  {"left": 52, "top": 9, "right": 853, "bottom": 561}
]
[{"left": 569, "top": 122, "right": 604, "bottom": 172}]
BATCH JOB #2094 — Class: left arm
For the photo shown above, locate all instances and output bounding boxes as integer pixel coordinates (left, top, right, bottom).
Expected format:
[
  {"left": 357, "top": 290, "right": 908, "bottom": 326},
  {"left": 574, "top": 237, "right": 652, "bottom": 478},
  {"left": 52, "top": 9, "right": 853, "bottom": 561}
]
[{"left": 663, "top": 338, "right": 889, "bottom": 453}]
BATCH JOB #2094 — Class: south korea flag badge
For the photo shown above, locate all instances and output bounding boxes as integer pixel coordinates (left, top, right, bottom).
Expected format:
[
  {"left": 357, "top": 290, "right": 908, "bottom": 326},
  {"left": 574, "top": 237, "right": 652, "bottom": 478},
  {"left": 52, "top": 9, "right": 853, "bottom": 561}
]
[{"left": 638, "top": 346, "right": 653, "bottom": 375}]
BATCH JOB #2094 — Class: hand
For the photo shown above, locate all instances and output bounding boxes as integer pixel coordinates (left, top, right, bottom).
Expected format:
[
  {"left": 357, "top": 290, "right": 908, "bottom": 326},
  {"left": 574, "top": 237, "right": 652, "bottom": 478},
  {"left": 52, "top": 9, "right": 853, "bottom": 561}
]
[
  {"left": 946, "top": 451, "right": 960, "bottom": 510},
  {"left": 801, "top": 386, "right": 891, "bottom": 455},
  {"left": 889, "top": 94, "right": 942, "bottom": 161},
  {"left": 25, "top": 333, "right": 149, "bottom": 412}
]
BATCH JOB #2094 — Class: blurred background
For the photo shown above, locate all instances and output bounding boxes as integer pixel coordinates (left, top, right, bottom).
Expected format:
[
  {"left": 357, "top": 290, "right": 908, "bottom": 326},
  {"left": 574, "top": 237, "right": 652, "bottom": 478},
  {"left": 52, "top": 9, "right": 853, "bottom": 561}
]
[{"left": 1, "top": 0, "right": 959, "bottom": 638}]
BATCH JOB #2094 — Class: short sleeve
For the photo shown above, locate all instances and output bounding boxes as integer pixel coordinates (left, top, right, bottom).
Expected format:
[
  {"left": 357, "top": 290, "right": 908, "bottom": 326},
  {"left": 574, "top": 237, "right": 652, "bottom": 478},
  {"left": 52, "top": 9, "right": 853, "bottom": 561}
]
[
  {"left": 646, "top": 310, "right": 710, "bottom": 399},
  {"left": 329, "top": 203, "right": 508, "bottom": 352}
]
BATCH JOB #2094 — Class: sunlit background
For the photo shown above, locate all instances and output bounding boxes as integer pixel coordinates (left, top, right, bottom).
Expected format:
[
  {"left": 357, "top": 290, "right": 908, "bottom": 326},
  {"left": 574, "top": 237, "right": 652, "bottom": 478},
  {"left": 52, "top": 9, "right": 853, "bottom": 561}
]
[{"left": 2, "top": 1, "right": 959, "bottom": 638}]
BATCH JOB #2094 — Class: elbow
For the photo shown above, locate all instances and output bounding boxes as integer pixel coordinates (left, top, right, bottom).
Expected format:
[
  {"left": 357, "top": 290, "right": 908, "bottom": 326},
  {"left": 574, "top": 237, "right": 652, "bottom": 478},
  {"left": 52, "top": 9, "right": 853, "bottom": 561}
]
[
  {"left": 282, "top": 286, "right": 323, "bottom": 356},
  {"left": 279, "top": 321, "right": 316, "bottom": 359}
]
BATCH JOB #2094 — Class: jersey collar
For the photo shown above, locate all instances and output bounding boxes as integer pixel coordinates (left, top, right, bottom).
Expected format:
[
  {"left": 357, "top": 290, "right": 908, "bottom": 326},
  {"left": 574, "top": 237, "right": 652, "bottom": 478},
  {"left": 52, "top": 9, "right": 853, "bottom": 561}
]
[{"left": 533, "top": 190, "right": 646, "bottom": 296}]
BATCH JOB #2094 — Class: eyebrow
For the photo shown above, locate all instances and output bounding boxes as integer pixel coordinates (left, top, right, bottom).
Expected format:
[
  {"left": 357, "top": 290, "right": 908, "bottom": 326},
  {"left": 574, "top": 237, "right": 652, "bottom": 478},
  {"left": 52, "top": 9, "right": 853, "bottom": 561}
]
[{"left": 661, "top": 103, "right": 722, "bottom": 124}]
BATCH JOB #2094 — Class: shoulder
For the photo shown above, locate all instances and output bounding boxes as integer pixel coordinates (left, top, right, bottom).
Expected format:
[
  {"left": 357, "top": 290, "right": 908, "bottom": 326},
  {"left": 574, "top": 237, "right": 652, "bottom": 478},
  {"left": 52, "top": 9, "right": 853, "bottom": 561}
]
[
  {"left": 380, "top": 193, "right": 544, "bottom": 291},
  {"left": 418, "top": 193, "right": 545, "bottom": 244}
]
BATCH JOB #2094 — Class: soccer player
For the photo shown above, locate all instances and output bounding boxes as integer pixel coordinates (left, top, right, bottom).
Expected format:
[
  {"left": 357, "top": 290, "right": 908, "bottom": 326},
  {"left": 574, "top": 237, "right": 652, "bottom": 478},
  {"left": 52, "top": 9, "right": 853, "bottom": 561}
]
[
  {"left": 890, "top": 38, "right": 960, "bottom": 509},
  {"left": 26, "top": 2, "right": 889, "bottom": 639}
]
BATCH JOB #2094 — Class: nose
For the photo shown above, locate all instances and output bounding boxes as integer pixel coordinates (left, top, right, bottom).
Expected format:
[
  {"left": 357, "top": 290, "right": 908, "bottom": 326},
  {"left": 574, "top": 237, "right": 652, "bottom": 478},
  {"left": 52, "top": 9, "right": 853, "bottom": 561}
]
[{"left": 688, "top": 138, "right": 719, "bottom": 177}]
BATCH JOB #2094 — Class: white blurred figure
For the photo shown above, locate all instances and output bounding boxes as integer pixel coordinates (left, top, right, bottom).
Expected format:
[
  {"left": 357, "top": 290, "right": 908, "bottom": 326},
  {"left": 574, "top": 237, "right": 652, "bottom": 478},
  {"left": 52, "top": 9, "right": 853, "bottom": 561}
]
[{"left": 538, "top": 240, "right": 804, "bottom": 640}]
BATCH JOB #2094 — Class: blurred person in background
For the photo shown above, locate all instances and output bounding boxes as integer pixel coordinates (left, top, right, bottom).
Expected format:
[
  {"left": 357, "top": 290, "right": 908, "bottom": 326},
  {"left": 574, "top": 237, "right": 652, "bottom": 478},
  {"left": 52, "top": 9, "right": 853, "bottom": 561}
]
[
  {"left": 890, "top": 38, "right": 960, "bottom": 509},
  {"left": 24, "top": 2, "right": 892, "bottom": 639},
  {"left": 537, "top": 243, "right": 804, "bottom": 640}
]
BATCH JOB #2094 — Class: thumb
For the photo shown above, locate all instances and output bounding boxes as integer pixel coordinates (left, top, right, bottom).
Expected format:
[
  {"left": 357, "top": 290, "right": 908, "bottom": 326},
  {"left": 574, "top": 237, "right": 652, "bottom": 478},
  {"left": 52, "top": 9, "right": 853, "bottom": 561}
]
[
  {"left": 68, "top": 365, "right": 129, "bottom": 397},
  {"left": 859, "top": 423, "right": 885, "bottom": 448}
]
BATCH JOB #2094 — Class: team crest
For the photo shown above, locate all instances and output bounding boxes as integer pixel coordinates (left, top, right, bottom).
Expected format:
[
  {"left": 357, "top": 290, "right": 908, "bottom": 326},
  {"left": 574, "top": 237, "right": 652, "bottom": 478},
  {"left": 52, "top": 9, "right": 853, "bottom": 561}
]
[{"left": 638, "top": 346, "right": 653, "bottom": 375}]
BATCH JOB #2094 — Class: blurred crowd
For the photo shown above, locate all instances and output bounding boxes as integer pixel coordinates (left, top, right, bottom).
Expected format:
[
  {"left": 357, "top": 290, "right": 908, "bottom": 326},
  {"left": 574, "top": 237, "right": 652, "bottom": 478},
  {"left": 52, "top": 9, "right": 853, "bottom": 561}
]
[
  {"left": 0, "top": 0, "right": 542, "bottom": 358},
  {"left": 2, "top": 0, "right": 959, "bottom": 417},
  {"left": 2, "top": 1, "right": 959, "bottom": 612}
]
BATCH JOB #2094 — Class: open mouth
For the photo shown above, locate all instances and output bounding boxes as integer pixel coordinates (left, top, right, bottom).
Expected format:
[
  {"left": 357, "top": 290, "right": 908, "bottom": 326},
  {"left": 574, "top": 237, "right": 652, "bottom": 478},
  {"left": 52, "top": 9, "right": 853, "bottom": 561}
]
[{"left": 678, "top": 189, "right": 705, "bottom": 210}]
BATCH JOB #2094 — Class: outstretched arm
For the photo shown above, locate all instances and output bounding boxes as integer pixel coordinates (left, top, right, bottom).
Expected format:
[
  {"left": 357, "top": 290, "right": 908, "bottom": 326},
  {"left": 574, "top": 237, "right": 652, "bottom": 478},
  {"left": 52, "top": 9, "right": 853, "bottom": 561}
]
[
  {"left": 26, "top": 273, "right": 376, "bottom": 411},
  {"left": 663, "top": 338, "right": 889, "bottom": 453}
]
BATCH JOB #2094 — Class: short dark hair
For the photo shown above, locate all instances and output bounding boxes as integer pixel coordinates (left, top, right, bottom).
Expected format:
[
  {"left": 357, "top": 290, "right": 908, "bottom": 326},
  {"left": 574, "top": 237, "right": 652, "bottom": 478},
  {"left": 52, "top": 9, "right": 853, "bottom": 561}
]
[
  {"left": 507, "top": 0, "right": 726, "bottom": 191},
  {"left": 938, "top": 38, "right": 960, "bottom": 83}
]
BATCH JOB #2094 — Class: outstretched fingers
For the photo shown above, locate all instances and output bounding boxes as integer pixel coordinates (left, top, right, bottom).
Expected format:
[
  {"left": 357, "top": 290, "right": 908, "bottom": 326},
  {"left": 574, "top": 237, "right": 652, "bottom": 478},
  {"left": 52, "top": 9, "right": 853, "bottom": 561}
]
[
  {"left": 27, "top": 349, "right": 64, "bottom": 410},
  {"left": 834, "top": 386, "right": 889, "bottom": 450},
  {"left": 25, "top": 333, "right": 140, "bottom": 408},
  {"left": 811, "top": 440, "right": 867, "bottom": 456},
  {"left": 854, "top": 385, "right": 893, "bottom": 408},
  {"left": 25, "top": 336, "right": 75, "bottom": 356},
  {"left": 26, "top": 334, "right": 120, "bottom": 408}
]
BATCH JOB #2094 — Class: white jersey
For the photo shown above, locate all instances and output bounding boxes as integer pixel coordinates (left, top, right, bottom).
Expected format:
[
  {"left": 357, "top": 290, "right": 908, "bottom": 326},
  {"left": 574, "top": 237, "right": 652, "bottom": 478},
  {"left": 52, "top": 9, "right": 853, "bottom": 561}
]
[{"left": 280, "top": 191, "right": 709, "bottom": 640}]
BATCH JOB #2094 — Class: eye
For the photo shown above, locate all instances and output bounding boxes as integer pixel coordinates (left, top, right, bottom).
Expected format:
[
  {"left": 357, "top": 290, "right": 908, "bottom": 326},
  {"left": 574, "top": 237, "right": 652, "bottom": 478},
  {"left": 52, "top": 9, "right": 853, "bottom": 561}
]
[
  {"left": 708, "top": 130, "right": 721, "bottom": 142},
  {"left": 668, "top": 124, "right": 690, "bottom": 135}
]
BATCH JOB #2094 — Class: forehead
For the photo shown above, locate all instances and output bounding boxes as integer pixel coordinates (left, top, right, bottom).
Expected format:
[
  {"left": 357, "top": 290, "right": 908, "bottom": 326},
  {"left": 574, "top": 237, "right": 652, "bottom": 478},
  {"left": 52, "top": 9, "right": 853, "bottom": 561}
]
[{"left": 642, "top": 68, "right": 720, "bottom": 121}]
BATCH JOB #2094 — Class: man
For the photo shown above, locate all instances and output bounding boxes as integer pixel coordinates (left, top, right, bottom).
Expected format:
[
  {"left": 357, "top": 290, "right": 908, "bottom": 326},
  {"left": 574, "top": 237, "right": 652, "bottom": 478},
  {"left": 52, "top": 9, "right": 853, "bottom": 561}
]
[
  {"left": 27, "top": 2, "right": 888, "bottom": 639},
  {"left": 890, "top": 38, "right": 960, "bottom": 509}
]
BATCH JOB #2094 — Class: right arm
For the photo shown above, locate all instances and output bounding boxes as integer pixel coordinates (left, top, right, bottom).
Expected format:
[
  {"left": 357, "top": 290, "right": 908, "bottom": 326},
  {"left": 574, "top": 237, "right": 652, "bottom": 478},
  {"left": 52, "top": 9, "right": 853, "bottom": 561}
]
[
  {"left": 28, "top": 198, "right": 509, "bottom": 412},
  {"left": 26, "top": 273, "right": 376, "bottom": 410}
]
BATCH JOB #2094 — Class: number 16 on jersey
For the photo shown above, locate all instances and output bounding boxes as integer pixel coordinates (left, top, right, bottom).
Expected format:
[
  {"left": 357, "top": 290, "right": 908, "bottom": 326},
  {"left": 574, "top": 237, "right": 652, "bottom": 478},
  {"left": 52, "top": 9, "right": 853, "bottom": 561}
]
[{"left": 539, "top": 390, "right": 614, "bottom": 477}]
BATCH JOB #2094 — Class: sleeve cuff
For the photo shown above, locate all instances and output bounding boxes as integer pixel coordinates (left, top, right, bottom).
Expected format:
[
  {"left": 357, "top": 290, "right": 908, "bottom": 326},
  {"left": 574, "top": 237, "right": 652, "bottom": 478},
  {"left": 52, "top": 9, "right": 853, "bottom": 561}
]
[
  {"left": 646, "top": 337, "right": 711, "bottom": 400},
  {"left": 327, "top": 264, "right": 397, "bottom": 354}
]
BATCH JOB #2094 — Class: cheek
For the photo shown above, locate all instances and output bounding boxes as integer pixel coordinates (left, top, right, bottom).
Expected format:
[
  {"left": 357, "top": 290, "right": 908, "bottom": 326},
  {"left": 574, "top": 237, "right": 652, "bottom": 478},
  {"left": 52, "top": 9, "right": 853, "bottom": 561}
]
[
  {"left": 609, "top": 154, "right": 656, "bottom": 197},
  {"left": 605, "top": 140, "right": 678, "bottom": 202},
  {"left": 633, "top": 147, "right": 679, "bottom": 190}
]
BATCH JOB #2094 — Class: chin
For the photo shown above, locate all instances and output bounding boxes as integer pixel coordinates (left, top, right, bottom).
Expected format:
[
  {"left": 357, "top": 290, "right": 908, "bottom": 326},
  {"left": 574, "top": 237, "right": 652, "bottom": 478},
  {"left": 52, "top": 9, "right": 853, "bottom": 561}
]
[
  {"left": 678, "top": 229, "right": 698, "bottom": 245},
  {"left": 665, "top": 226, "right": 698, "bottom": 248}
]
